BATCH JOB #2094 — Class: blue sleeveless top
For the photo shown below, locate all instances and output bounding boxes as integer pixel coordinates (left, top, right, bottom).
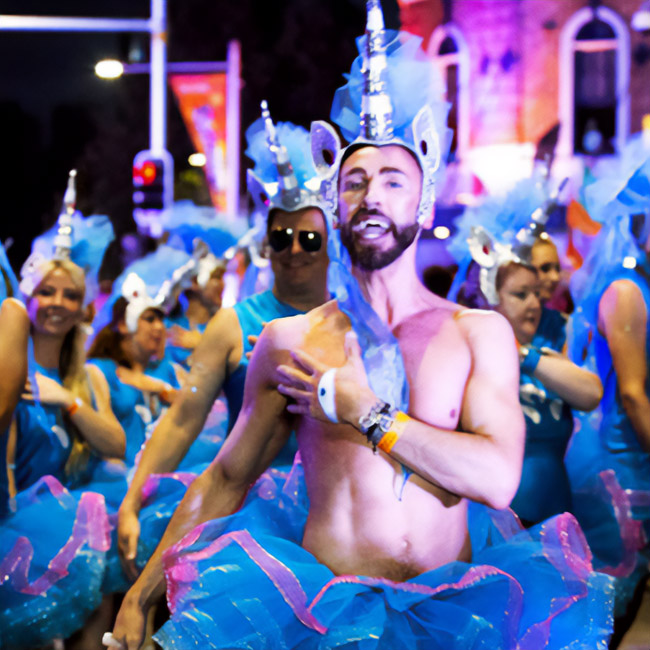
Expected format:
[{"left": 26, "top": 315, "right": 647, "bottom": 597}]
[
  {"left": 510, "top": 307, "right": 574, "bottom": 523},
  {"left": 594, "top": 273, "right": 650, "bottom": 465},
  {"left": 88, "top": 357, "right": 180, "bottom": 466},
  {"left": 225, "top": 291, "right": 303, "bottom": 466},
  {"left": 13, "top": 362, "right": 72, "bottom": 493}
]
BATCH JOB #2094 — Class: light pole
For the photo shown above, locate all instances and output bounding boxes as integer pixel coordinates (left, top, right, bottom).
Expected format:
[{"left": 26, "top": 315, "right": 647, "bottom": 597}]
[{"left": 0, "top": 0, "right": 171, "bottom": 206}]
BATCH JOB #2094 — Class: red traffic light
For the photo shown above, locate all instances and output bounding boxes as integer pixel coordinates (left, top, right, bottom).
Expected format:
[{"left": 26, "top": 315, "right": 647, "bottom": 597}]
[{"left": 133, "top": 160, "right": 162, "bottom": 187}]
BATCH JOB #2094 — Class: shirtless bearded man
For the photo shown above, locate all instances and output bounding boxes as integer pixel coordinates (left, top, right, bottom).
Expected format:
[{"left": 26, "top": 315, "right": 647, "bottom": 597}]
[{"left": 110, "top": 4, "right": 613, "bottom": 648}]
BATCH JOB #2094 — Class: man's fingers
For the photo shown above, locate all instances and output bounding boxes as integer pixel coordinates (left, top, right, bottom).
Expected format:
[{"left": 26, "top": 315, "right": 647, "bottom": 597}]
[
  {"left": 286, "top": 403, "right": 310, "bottom": 415},
  {"left": 278, "top": 384, "right": 311, "bottom": 401},
  {"left": 277, "top": 364, "right": 312, "bottom": 389},
  {"left": 290, "top": 349, "right": 326, "bottom": 375}
]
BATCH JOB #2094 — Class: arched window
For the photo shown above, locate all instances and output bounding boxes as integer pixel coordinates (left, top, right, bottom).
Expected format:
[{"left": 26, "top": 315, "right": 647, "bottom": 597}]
[
  {"left": 558, "top": 6, "right": 630, "bottom": 157},
  {"left": 427, "top": 24, "right": 469, "bottom": 161}
]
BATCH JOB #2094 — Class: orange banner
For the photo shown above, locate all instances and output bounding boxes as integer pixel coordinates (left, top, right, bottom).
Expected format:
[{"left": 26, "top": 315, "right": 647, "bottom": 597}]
[{"left": 170, "top": 73, "right": 228, "bottom": 211}]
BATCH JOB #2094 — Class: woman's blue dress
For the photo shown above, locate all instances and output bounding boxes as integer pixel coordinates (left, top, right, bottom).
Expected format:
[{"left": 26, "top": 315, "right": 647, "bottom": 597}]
[
  {"left": 510, "top": 308, "right": 574, "bottom": 523},
  {"left": 0, "top": 359, "right": 110, "bottom": 649},
  {"left": 566, "top": 271, "right": 650, "bottom": 614}
]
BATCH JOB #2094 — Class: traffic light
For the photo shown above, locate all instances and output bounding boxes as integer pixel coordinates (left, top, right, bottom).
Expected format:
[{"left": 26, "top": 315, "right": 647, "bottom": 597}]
[{"left": 133, "top": 152, "right": 166, "bottom": 211}]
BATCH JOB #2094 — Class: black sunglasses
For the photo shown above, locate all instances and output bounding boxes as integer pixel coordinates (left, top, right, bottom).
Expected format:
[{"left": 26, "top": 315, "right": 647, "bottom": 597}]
[{"left": 268, "top": 228, "right": 323, "bottom": 253}]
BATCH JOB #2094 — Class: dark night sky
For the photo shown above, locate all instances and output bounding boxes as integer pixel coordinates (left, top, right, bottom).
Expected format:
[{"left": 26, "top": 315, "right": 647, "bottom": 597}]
[{"left": 0, "top": 0, "right": 400, "bottom": 273}]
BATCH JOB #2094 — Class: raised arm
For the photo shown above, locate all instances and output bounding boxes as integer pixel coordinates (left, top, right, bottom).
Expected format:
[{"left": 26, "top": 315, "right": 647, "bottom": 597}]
[
  {"left": 0, "top": 299, "right": 29, "bottom": 432},
  {"left": 117, "top": 307, "right": 243, "bottom": 572},
  {"left": 111, "top": 323, "right": 294, "bottom": 650},
  {"left": 599, "top": 279, "right": 650, "bottom": 452}
]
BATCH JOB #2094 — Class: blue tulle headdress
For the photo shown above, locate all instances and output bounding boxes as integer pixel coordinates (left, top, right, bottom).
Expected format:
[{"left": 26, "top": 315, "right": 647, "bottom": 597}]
[
  {"left": 447, "top": 171, "right": 567, "bottom": 305},
  {"left": 19, "top": 170, "right": 114, "bottom": 305},
  {"left": 91, "top": 245, "right": 195, "bottom": 336},
  {"left": 310, "top": 0, "right": 450, "bottom": 226},
  {"left": 569, "top": 137, "right": 650, "bottom": 364},
  {"left": 246, "top": 101, "right": 324, "bottom": 218},
  {"left": 159, "top": 200, "right": 241, "bottom": 263}
]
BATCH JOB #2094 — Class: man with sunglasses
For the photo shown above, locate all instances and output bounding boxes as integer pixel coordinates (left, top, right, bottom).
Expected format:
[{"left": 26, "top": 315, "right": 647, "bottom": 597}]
[{"left": 114, "top": 207, "right": 330, "bottom": 580}]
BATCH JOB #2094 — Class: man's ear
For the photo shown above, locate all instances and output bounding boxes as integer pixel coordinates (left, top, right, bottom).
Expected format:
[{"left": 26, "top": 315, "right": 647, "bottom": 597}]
[
  {"left": 117, "top": 319, "right": 129, "bottom": 336},
  {"left": 422, "top": 206, "right": 435, "bottom": 231}
]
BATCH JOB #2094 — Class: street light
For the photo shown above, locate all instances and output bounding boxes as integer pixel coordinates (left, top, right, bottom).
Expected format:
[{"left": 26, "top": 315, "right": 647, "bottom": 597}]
[
  {"left": 632, "top": 1, "right": 650, "bottom": 31},
  {"left": 95, "top": 59, "right": 124, "bottom": 79}
]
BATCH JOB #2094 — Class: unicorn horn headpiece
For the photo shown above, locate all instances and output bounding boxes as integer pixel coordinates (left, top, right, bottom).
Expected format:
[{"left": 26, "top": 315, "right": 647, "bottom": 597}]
[
  {"left": 310, "top": 0, "right": 448, "bottom": 225},
  {"left": 467, "top": 177, "right": 568, "bottom": 305},
  {"left": 246, "top": 101, "right": 323, "bottom": 218},
  {"left": 53, "top": 169, "right": 77, "bottom": 259},
  {"left": 19, "top": 169, "right": 114, "bottom": 302}
]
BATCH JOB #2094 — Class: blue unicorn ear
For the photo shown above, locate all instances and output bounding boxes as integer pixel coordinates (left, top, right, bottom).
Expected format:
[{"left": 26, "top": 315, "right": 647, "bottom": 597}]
[
  {"left": 246, "top": 169, "right": 272, "bottom": 216},
  {"left": 310, "top": 121, "right": 341, "bottom": 177}
]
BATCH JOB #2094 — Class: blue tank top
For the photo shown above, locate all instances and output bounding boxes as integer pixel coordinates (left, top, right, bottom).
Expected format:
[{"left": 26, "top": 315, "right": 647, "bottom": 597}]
[
  {"left": 88, "top": 357, "right": 180, "bottom": 465},
  {"left": 13, "top": 362, "right": 72, "bottom": 493},
  {"left": 226, "top": 291, "right": 304, "bottom": 466},
  {"left": 510, "top": 307, "right": 574, "bottom": 523},
  {"left": 594, "top": 273, "right": 650, "bottom": 461}
]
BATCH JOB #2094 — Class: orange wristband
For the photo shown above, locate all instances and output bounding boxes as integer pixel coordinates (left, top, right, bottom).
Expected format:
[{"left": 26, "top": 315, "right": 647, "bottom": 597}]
[
  {"left": 159, "top": 386, "right": 172, "bottom": 403},
  {"left": 66, "top": 397, "right": 83, "bottom": 417},
  {"left": 377, "top": 411, "right": 410, "bottom": 453}
]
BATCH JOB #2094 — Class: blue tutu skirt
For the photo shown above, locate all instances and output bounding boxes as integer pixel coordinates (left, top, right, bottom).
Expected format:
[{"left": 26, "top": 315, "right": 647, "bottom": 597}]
[
  {"left": 0, "top": 476, "right": 110, "bottom": 649},
  {"left": 95, "top": 399, "right": 230, "bottom": 594},
  {"left": 566, "top": 410, "right": 650, "bottom": 615},
  {"left": 153, "top": 466, "right": 613, "bottom": 650}
]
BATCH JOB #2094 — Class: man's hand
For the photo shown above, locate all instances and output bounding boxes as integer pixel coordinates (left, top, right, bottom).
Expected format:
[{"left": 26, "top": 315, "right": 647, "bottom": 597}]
[
  {"left": 117, "top": 505, "right": 141, "bottom": 582},
  {"left": 276, "top": 331, "right": 375, "bottom": 427},
  {"left": 108, "top": 591, "right": 149, "bottom": 650}
]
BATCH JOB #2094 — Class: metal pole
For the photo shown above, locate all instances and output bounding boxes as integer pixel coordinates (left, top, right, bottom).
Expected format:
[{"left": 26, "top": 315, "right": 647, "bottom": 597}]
[
  {"left": 0, "top": 15, "right": 151, "bottom": 32},
  {"left": 149, "top": 0, "right": 166, "bottom": 154},
  {"left": 226, "top": 39, "right": 241, "bottom": 216}
]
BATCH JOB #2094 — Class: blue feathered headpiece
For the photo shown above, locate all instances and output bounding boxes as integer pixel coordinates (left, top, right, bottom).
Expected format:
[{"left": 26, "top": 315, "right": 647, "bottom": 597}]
[
  {"left": 19, "top": 170, "right": 114, "bottom": 304},
  {"left": 569, "top": 135, "right": 650, "bottom": 364},
  {"left": 309, "top": 0, "right": 450, "bottom": 226},
  {"left": 245, "top": 101, "right": 323, "bottom": 217},
  {"left": 159, "top": 200, "right": 241, "bottom": 259},
  {"left": 447, "top": 172, "right": 565, "bottom": 305},
  {"left": 91, "top": 244, "right": 193, "bottom": 336}
]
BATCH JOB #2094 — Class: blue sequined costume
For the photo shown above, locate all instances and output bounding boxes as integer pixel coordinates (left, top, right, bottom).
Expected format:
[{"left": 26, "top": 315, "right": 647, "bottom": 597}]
[{"left": 510, "top": 307, "right": 574, "bottom": 524}]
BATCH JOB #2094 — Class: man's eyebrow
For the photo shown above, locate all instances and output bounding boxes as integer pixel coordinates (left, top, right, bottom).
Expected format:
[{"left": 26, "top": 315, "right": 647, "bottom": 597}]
[{"left": 341, "top": 166, "right": 407, "bottom": 176}]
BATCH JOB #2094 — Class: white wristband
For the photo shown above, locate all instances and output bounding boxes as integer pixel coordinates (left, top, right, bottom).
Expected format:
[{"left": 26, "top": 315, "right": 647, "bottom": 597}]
[{"left": 317, "top": 368, "right": 339, "bottom": 423}]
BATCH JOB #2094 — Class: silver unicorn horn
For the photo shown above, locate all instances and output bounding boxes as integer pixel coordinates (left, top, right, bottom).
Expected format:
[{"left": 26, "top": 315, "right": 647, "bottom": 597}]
[
  {"left": 261, "top": 100, "right": 301, "bottom": 210},
  {"left": 53, "top": 169, "right": 77, "bottom": 260},
  {"left": 360, "top": 0, "right": 394, "bottom": 141}
]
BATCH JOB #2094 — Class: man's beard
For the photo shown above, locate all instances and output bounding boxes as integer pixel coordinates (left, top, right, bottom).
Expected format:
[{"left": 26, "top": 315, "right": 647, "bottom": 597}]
[{"left": 340, "top": 215, "right": 420, "bottom": 271}]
